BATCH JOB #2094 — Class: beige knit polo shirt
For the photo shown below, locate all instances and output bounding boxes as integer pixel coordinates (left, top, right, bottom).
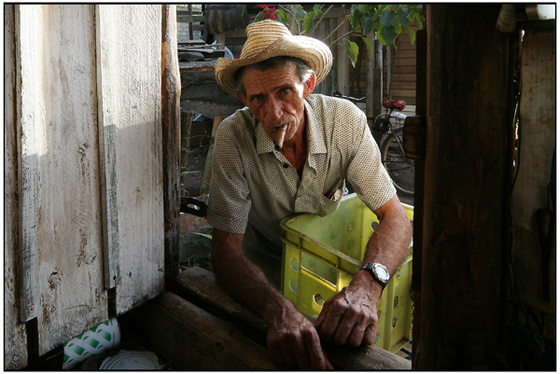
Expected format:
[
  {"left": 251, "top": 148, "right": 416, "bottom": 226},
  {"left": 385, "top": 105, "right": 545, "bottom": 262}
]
[{"left": 207, "top": 94, "right": 395, "bottom": 284}]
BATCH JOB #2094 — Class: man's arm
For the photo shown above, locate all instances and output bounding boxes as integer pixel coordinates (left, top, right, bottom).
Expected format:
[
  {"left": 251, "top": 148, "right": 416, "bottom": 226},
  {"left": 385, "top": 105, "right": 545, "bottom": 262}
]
[
  {"left": 211, "top": 228, "right": 333, "bottom": 370},
  {"left": 315, "top": 194, "right": 413, "bottom": 346}
]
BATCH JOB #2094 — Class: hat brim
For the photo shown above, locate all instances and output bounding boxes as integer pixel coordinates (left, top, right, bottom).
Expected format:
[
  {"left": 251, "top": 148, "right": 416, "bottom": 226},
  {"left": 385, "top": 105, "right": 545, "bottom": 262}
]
[{"left": 215, "top": 34, "right": 333, "bottom": 96}]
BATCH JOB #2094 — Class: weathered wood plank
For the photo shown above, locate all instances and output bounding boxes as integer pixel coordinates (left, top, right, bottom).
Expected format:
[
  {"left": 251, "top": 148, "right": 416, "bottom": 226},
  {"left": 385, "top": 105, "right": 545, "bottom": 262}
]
[
  {"left": 5, "top": 4, "right": 29, "bottom": 369},
  {"left": 95, "top": 6, "right": 121, "bottom": 289},
  {"left": 174, "top": 267, "right": 411, "bottom": 370},
  {"left": 95, "top": 5, "right": 165, "bottom": 314},
  {"left": 17, "top": 5, "right": 109, "bottom": 356},
  {"left": 162, "top": 4, "right": 181, "bottom": 287},
  {"left": 14, "top": 4, "right": 40, "bottom": 324},
  {"left": 179, "top": 60, "right": 215, "bottom": 73},
  {"left": 126, "top": 291, "right": 284, "bottom": 370}
]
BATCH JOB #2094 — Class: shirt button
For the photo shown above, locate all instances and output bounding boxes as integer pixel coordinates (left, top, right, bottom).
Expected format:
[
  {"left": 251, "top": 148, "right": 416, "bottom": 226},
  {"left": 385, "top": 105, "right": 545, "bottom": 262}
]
[{"left": 283, "top": 163, "right": 290, "bottom": 168}]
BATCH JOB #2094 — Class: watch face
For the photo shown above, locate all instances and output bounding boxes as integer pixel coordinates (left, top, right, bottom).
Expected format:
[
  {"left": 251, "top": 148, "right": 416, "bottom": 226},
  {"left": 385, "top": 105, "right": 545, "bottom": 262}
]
[{"left": 374, "top": 263, "right": 390, "bottom": 282}]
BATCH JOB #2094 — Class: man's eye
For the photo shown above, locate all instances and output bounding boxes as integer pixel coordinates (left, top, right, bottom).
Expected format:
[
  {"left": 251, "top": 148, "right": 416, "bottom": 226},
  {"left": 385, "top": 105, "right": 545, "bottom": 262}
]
[{"left": 281, "top": 88, "right": 291, "bottom": 95}]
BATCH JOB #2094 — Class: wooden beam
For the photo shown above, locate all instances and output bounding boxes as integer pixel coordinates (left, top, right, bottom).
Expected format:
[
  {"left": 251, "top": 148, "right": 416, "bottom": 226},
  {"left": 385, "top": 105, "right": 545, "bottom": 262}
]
[
  {"left": 179, "top": 61, "right": 215, "bottom": 73},
  {"left": 125, "top": 291, "right": 284, "bottom": 370},
  {"left": 174, "top": 267, "right": 411, "bottom": 370},
  {"left": 414, "top": 4, "right": 508, "bottom": 369},
  {"left": 162, "top": 5, "right": 181, "bottom": 287},
  {"left": 411, "top": 27, "right": 427, "bottom": 365}
]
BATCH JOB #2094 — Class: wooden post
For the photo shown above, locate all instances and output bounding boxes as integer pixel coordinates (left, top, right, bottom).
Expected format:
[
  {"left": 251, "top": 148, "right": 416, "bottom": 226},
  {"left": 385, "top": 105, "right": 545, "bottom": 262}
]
[
  {"left": 414, "top": 4, "right": 509, "bottom": 370},
  {"left": 162, "top": 5, "right": 181, "bottom": 287},
  {"left": 410, "top": 26, "right": 427, "bottom": 364}
]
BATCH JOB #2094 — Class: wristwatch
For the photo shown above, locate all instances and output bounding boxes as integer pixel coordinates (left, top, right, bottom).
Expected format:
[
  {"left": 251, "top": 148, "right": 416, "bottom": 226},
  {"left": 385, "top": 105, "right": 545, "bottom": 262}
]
[{"left": 361, "top": 262, "right": 390, "bottom": 289}]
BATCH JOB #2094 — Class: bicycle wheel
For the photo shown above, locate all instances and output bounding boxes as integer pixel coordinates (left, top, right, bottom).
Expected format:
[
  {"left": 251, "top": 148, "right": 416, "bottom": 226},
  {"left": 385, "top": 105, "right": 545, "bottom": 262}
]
[{"left": 380, "top": 127, "right": 415, "bottom": 196}]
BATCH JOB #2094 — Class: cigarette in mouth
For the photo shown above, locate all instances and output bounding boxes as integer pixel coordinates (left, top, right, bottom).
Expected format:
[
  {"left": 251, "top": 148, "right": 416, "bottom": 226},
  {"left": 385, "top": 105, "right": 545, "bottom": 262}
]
[{"left": 274, "top": 124, "right": 288, "bottom": 151}]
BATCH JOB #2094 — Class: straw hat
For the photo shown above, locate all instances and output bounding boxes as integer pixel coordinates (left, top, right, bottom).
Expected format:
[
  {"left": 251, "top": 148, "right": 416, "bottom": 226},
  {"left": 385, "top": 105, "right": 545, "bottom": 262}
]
[{"left": 215, "top": 20, "right": 333, "bottom": 96}]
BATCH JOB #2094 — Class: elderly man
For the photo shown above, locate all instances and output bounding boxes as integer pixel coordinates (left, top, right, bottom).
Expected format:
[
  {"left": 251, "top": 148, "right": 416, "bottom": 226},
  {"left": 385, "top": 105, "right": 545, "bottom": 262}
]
[{"left": 208, "top": 20, "right": 412, "bottom": 370}]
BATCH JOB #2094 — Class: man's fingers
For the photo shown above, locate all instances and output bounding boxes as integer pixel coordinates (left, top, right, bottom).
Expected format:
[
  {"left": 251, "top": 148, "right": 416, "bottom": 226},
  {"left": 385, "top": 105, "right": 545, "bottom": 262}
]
[
  {"left": 362, "top": 324, "right": 377, "bottom": 346},
  {"left": 347, "top": 316, "right": 372, "bottom": 347},
  {"left": 314, "top": 304, "right": 328, "bottom": 330},
  {"left": 332, "top": 305, "right": 361, "bottom": 345},
  {"left": 279, "top": 344, "right": 298, "bottom": 368},
  {"left": 268, "top": 334, "right": 298, "bottom": 368},
  {"left": 302, "top": 326, "right": 331, "bottom": 370},
  {"left": 317, "top": 299, "right": 346, "bottom": 341}
]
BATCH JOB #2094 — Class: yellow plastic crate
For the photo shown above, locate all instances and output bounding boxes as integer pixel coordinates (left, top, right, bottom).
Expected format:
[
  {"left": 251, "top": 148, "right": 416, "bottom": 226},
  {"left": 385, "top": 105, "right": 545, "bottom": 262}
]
[{"left": 279, "top": 193, "right": 414, "bottom": 353}]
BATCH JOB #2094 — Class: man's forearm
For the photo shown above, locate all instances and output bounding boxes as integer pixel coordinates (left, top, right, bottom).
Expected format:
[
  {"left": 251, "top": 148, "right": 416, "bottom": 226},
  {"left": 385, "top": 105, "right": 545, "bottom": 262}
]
[
  {"left": 363, "top": 195, "right": 412, "bottom": 275},
  {"left": 210, "top": 229, "right": 292, "bottom": 326}
]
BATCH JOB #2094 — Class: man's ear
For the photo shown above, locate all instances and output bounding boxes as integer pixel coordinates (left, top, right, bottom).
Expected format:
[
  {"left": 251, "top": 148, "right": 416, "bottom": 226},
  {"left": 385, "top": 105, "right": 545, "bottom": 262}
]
[{"left": 303, "top": 73, "right": 316, "bottom": 98}]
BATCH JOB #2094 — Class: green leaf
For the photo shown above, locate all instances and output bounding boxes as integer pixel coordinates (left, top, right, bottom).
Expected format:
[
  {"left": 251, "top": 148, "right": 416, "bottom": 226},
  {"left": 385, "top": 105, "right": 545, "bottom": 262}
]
[
  {"left": 253, "top": 12, "right": 264, "bottom": 23},
  {"left": 343, "top": 40, "right": 359, "bottom": 67},
  {"left": 380, "top": 26, "right": 397, "bottom": 46},
  {"left": 362, "top": 16, "right": 374, "bottom": 35},
  {"left": 361, "top": 36, "right": 375, "bottom": 56},
  {"left": 383, "top": 4, "right": 394, "bottom": 13},
  {"left": 405, "top": 23, "right": 416, "bottom": 44},
  {"left": 397, "top": 7, "right": 409, "bottom": 26},
  {"left": 313, "top": 4, "right": 322, "bottom": 13},
  {"left": 394, "top": 23, "right": 403, "bottom": 36},
  {"left": 379, "top": 9, "right": 395, "bottom": 27},
  {"left": 358, "top": 4, "right": 370, "bottom": 14},
  {"left": 276, "top": 9, "right": 289, "bottom": 25},
  {"left": 293, "top": 5, "right": 307, "bottom": 21},
  {"left": 413, "top": 8, "right": 424, "bottom": 29},
  {"left": 377, "top": 32, "right": 387, "bottom": 46},
  {"left": 351, "top": 14, "right": 361, "bottom": 31},
  {"left": 303, "top": 11, "right": 316, "bottom": 34}
]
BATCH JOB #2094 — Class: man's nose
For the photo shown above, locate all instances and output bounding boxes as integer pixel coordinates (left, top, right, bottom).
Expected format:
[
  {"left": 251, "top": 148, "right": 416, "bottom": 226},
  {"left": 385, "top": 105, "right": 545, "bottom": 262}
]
[{"left": 266, "top": 98, "right": 283, "bottom": 121}]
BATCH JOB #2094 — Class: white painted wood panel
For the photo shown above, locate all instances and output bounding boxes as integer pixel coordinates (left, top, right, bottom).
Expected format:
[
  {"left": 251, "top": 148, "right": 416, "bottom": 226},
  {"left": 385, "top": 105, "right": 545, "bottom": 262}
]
[
  {"left": 96, "top": 5, "right": 165, "bottom": 314},
  {"left": 17, "top": 5, "right": 108, "bottom": 355},
  {"left": 7, "top": 4, "right": 166, "bottom": 359},
  {"left": 4, "top": 4, "right": 29, "bottom": 369}
]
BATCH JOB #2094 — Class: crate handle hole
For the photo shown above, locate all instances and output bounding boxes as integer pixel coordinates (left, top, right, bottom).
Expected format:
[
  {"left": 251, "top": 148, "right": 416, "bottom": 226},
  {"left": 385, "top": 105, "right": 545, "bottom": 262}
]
[
  {"left": 289, "top": 279, "right": 298, "bottom": 292},
  {"left": 394, "top": 296, "right": 399, "bottom": 309},
  {"left": 313, "top": 293, "right": 324, "bottom": 307},
  {"left": 290, "top": 257, "right": 300, "bottom": 272},
  {"left": 392, "top": 317, "right": 398, "bottom": 329}
]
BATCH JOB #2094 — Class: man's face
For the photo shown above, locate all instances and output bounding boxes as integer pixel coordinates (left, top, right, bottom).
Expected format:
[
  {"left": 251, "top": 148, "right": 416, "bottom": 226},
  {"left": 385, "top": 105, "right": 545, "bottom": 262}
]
[{"left": 238, "top": 62, "right": 315, "bottom": 146}]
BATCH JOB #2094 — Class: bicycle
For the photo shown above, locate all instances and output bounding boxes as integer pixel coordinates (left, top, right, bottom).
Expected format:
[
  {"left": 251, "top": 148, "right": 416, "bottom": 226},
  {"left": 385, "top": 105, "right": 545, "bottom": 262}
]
[
  {"left": 374, "top": 100, "right": 415, "bottom": 196},
  {"left": 333, "top": 92, "right": 415, "bottom": 197}
]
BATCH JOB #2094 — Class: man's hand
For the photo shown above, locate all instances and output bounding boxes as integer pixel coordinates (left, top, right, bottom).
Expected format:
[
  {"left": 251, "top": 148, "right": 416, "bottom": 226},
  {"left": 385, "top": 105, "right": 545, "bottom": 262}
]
[
  {"left": 266, "top": 305, "right": 333, "bottom": 370},
  {"left": 314, "top": 271, "right": 381, "bottom": 347}
]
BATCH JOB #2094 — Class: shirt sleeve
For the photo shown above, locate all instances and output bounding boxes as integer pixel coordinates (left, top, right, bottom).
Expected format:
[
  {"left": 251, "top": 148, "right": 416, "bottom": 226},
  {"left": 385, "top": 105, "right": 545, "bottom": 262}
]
[
  {"left": 346, "top": 109, "right": 396, "bottom": 212},
  {"left": 206, "top": 119, "right": 252, "bottom": 234}
]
